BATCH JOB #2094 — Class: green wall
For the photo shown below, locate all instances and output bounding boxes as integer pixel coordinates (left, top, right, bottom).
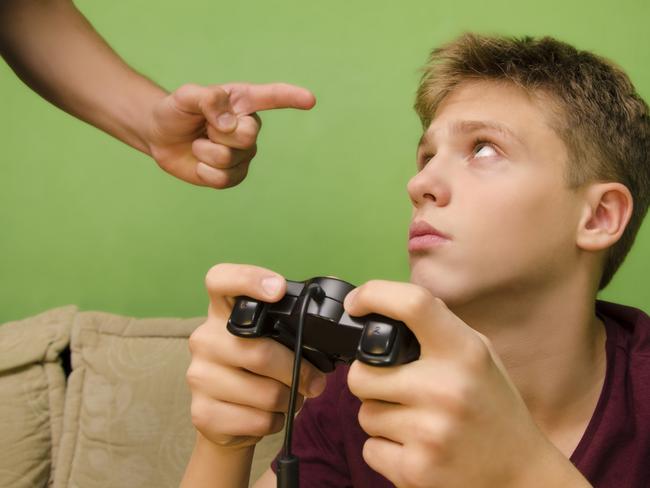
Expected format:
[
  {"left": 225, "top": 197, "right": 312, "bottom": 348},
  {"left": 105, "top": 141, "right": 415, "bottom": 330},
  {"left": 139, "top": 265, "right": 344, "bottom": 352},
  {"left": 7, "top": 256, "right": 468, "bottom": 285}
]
[{"left": 1, "top": 0, "right": 648, "bottom": 322}]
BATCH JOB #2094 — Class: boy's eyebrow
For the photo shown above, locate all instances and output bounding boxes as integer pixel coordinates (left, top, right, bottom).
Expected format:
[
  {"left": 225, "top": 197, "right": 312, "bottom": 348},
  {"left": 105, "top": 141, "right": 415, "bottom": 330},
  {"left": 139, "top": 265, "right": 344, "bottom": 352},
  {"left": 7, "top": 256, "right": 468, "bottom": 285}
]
[{"left": 418, "top": 120, "right": 525, "bottom": 148}]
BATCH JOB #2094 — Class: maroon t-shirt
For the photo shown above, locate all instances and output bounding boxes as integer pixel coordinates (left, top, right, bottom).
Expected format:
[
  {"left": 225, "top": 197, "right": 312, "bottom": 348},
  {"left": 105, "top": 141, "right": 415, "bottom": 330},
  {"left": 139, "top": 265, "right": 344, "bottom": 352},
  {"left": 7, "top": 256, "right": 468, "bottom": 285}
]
[{"left": 272, "top": 300, "right": 650, "bottom": 487}]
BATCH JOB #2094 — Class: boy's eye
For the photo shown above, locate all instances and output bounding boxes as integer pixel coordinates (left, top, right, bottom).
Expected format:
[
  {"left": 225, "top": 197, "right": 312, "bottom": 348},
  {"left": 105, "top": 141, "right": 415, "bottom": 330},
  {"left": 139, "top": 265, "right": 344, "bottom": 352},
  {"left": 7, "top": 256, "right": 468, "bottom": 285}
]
[
  {"left": 418, "top": 153, "right": 434, "bottom": 168},
  {"left": 472, "top": 142, "right": 499, "bottom": 159}
]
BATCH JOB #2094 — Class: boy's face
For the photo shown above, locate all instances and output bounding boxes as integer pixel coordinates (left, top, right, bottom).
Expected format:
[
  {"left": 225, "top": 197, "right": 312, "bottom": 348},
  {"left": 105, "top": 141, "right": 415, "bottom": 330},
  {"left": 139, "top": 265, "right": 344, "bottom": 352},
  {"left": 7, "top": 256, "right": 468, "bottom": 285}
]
[{"left": 408, "top": 80, "right": 585, "bottom": 309}]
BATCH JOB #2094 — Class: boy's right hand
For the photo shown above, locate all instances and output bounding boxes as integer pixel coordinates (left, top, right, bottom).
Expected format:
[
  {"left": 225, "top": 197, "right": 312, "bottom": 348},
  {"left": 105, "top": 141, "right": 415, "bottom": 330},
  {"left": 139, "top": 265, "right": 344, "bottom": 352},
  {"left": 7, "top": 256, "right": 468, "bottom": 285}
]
[{"left": 186, "top": 263, "right": 328, "bottom": 449}]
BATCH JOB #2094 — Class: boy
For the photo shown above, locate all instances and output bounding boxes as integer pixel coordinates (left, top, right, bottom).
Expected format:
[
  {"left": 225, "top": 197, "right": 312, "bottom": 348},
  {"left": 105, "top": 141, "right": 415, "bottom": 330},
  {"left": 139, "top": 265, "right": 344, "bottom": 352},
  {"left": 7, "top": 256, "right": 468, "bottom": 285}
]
[{"left": 181, "top": 34, "right": 650, "bottom": 487}]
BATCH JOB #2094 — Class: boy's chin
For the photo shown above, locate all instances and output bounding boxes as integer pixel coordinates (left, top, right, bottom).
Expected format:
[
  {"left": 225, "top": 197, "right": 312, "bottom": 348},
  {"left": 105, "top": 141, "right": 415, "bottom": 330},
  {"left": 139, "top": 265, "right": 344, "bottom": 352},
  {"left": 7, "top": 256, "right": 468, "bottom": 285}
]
[{"left": 409, "top": 267, "right": 469, "bottom": 307}]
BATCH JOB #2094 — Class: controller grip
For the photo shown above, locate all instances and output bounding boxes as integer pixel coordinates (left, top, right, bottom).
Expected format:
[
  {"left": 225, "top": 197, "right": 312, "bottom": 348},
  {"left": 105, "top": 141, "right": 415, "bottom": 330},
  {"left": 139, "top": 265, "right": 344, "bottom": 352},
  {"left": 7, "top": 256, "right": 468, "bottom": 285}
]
[
  {"left": 227, "top": 296, "right": 338, "bottom": 372},
  {"left": 226, "top": 297, "right": 269, "bottom": 337},
  {"left": 356, "top": 315, "right": 420, "bottom": 366}
]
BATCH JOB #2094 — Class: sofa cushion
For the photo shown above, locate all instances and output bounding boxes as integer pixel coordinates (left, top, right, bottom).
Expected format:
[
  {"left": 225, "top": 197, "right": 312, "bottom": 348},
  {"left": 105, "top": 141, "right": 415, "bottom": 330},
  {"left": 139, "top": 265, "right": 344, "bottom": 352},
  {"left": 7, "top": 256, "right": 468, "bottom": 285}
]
[
  {"left": 52, "top": 310, "right": 283, "bottom": 488},
  {"left": 0, "top": 306, "right": 77, "bottom": 488},
  {"left": 52, "top": 311, "right": 202, "bottom": 488}
]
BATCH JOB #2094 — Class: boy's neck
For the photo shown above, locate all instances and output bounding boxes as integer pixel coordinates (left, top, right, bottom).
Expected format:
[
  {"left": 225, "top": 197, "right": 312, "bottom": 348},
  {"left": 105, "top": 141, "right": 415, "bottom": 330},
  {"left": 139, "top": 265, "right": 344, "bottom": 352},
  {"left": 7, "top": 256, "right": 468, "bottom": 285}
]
[{"left": 451, "top": 270, "right": 607, "bottom": 455}]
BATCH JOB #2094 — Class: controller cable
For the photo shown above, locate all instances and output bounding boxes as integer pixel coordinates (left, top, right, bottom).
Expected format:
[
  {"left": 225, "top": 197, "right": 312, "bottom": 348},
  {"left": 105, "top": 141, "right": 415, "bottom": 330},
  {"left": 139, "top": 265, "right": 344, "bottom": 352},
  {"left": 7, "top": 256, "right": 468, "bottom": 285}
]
[{"left": 277, "top": 283, "right": 325, "bottom": 488}]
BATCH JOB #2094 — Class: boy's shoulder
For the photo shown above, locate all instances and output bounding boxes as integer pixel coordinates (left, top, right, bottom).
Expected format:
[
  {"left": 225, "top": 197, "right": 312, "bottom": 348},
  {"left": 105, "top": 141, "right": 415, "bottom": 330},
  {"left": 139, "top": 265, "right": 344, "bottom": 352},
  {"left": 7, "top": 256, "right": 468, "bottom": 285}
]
[
  {"left": 570, "top": 301, "right": 650, "bottom": 486},
  {"left": 596, "top": 299, "right": 650, "bottom": 352}
]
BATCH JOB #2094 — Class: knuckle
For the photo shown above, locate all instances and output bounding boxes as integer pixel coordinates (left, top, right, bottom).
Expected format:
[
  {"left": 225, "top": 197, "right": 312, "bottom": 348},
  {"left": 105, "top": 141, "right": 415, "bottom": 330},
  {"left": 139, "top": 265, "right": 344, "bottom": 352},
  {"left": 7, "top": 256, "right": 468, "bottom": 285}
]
[
  {"left": 431, "top": 295, "right": 448, "bottom": 311},
  {"left": 250, "top": 411, "right": 283, "bottom": 436},
  {"left": 356, "top": 402, "right": 375, "bottom": 433},
  {"left": 246, "top": 340, "right": 275, "bottom": 371},
  {"left": 346, "top": 362, "right": 366, "bottom": 397},
  {"left": 402, "top": 287, "right": 434, "bottom": 321},
  {"left": 189, "top": 397, "right": 212, "bottom": 432},
  {"left": 352, "top": 283, "right": 372, "bottom": 306},
  {"left": 237, "top": 122, "right": 258, "bottom": 147},
  {"left": 294, "top": 395, "right": 305, "bottom": 411},
  {"left": 298, "top": 365, "right": 317, "bottom": 392},
  {"left": 463, "top": 335, "right": 492, "bottom": 373},
  {"left": 357, "top": 402, "right": 369, "bottom": 427},
  {"left": 414, "top": 416, "right": 442, "bottom": 447},
  {"left": 225, "top": 164, "right": 249, "bottom": 188},
  {"left": 240, "top": 162, "right": 251, "bottom": 179},
  {"left": 204, "top": 263, "right": 231, "bottom": 290},
  {"left": 215, "top": 145, "right": 232, "bottom": 164},
  {"left": 190, "top": 138, "right": 203, "bottom": 154},
  {"left": 173, "top": 83, "right": 201, "bottom": 102},
  {"left": 209, "top": 174, "right": 231, "bottom": 190},
  {"left": 400, "top": 447, "right": 442, "bottom": 488},
  {"left": 210, "top": 85, "right": 229, "bottom": 100},
  {"left": 187, "top": 323, "right": 209, "bottom": 353},
  {"left": 201, "top": 85, "right": 228, "bottom": 111},
  {"left": 443, "top": 374, "right": 477, "bottom": 423},
  {"left": 361, "top": 438, "right": 379, "bottom": 470},
  {"left": 448, "top": 390, "right": 472, "bottom": 422},
  {"left": 253, "top": 113, "right": 263, "bottom": 129},
  {"left": 261, "top": 382, "right": 287, "bottom": 411},
  {"left": 206, "top": 123, "right": 220, "bottom": 141},
  {"left": 185, "top": 361, "right": 205, "bottom": 389}
]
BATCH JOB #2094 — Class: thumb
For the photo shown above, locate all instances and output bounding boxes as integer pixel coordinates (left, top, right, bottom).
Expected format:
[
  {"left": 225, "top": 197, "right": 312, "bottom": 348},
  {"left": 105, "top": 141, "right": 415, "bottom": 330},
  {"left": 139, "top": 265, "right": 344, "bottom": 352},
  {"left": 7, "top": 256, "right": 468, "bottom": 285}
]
[
  {"left": 170, "top": 83, "right": 238, "bottom": 133},
  {"left": 200, "top": 86, "right": 238, "bottom": 133}
]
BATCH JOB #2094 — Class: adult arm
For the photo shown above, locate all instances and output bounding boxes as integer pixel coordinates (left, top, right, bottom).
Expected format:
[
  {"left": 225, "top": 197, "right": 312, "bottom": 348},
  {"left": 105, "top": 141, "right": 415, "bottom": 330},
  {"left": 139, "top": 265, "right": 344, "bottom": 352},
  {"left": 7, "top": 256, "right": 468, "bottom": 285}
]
[
  {"left": 0, "top": 0, "right": 165, "bottom": 154},
  {"left": 0, "top": 0, "right": 316, "bottom": 188}
]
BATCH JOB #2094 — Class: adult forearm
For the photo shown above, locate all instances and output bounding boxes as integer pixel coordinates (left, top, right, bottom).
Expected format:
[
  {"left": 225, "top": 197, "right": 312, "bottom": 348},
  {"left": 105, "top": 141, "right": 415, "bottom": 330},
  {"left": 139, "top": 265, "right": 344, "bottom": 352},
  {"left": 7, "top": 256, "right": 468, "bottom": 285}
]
[
  {"left": 180, "top": 433, "right": 256, "bottom": 488},
  {"left": 0, "top": 0, "right": 166, "bottom": 154}
]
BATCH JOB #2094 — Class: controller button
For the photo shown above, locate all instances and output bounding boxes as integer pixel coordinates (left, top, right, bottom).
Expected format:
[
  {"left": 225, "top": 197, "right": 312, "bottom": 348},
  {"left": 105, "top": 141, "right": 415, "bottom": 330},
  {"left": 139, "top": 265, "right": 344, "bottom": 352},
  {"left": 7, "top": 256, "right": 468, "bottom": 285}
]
[
  {"left": 361, "top": 321, "right": 396, "bottom": 356},
  {"left": 231, "top": 300, "right": 264, "bottom": 327}
]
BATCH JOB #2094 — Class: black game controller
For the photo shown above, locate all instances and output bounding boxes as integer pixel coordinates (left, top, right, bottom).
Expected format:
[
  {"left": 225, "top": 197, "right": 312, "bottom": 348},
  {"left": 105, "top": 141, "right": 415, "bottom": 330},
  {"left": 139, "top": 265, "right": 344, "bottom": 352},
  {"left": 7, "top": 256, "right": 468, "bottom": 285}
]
[{"left": 227, "top": 277, "right": 420, "bottom": 372}]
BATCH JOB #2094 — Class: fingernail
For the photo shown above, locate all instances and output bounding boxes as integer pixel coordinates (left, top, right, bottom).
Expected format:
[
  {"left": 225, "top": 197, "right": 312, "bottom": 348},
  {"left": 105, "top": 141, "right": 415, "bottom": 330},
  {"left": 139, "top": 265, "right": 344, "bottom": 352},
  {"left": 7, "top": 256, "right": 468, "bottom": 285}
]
[
  {"left": 261, "top": 276, "right": 282, "bottom": 297},
  {"left": 307, "top": 374, "right": 327, "bottom": 398},
  {"left": 216, "top": 113, "right": 236, "bottom": 131}
]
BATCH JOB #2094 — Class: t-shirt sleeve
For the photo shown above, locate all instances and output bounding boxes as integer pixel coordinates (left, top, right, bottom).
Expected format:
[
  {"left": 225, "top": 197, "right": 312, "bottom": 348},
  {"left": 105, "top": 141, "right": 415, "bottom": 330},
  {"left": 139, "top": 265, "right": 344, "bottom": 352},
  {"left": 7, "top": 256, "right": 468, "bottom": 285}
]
[{"left": 271, "top": 365, "right": 352, "bottom": 486}]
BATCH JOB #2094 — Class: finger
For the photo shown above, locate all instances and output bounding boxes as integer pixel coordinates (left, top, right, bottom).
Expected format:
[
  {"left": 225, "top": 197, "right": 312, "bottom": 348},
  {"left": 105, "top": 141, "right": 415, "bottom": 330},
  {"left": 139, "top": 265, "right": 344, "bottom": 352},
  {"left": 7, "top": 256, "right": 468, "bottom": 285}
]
[
  {"left": 362, "top": 437, "right": 406, "bottom": 487},
  {"left": 347, "top": 358, "right": 432, "bottom": 404},
  {"left": 200, "top": 86, "right": 239, "bottom": 133},
  {"left": 358, "top": 400, "right": 445, "bottom": 447},
  {"left": 343, "top": 280, "right": 474, "bottom": 354},
  {"left": 233, "top": 338, "right": 327, "bottom": 399},
  {"left": 190, "top": 328, "right": 327, "bottom": 399},
  {"left": 170, "top": 84, "right": 238, "bottom": 133},
  {"left": 170, "top": 83, "right": 212, "bottom": 115},
  {"left": 192, "top": 138, "right": 256, "bottom": 170},
  {"left": 191, "top": 393, "right": 285, "bottom": 441},
  {"left": 203, "top": 263, "right": 286, "bottom": 317},
  {"left": 169, "top": 84, "right": 230, "bottom": 128},
  {"left": 206, "top": 114, "right": 260, "bottom": 150},
  {"left": 186, "top": 359, "right": 305, "bottom": 413},
  {"left": 223, "top": 82, "right": 316, "bottom": 114},
  {"left": 196, "top": 161, "right": 250, "bottom": 189}
]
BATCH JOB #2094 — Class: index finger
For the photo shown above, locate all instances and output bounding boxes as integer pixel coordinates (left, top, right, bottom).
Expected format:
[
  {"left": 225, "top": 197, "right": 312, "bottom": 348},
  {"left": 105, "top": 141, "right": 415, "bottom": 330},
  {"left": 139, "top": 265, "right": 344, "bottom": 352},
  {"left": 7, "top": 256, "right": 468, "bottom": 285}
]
[
  {"left": 223, "top": 82, "right": 317, "bottom": 114},
  {"left": 204, "top": 263, "right": 286, "bottom": 317}
]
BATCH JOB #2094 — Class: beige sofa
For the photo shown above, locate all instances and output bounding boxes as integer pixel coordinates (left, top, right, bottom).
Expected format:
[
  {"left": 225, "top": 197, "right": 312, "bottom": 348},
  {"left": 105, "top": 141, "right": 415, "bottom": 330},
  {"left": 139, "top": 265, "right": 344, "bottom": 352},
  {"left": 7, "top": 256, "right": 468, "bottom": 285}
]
[{"left": 0, "top": 306, "right": 283, "bottom": 488}]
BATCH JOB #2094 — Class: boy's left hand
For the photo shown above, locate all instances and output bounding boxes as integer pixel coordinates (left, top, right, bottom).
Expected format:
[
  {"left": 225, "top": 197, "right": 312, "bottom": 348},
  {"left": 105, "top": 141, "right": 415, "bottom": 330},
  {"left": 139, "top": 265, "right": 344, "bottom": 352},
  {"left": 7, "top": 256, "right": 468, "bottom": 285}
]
[{"left": 344, "top": 280, "right": 591, "bottom": 488}]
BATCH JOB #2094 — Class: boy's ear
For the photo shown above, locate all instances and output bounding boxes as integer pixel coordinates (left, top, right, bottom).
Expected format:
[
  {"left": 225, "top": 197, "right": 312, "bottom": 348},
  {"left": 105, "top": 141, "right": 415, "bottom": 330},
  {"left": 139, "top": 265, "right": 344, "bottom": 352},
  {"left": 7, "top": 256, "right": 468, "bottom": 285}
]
[{"left": 576, "top": 182, "right": 633, "bottom": 252}]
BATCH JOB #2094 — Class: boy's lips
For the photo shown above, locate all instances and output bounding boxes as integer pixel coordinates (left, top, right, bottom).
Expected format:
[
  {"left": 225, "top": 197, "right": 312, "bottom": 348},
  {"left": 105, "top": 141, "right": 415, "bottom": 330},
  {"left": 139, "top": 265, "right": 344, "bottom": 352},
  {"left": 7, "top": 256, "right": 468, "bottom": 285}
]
[{"left": 408, "top": 221, "right": 451, "bottom": 252}]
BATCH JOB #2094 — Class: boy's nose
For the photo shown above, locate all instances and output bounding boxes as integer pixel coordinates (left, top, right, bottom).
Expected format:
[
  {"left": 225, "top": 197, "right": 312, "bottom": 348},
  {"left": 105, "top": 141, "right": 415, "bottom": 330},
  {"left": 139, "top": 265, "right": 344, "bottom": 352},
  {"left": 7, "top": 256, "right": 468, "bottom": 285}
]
[{"left": 407, "top": 161, "right": 452, "bottom": 207}]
